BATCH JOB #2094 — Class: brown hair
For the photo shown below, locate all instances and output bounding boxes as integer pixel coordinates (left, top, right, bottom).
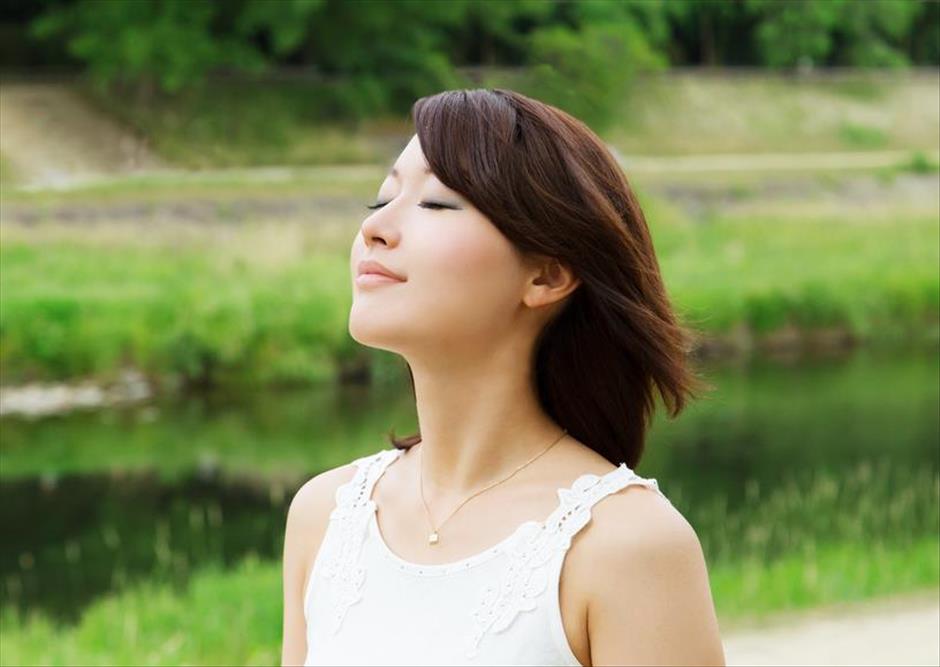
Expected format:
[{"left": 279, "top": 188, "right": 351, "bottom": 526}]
[{"left": 385, "top": 88, "right": 711, "bottom": 469}]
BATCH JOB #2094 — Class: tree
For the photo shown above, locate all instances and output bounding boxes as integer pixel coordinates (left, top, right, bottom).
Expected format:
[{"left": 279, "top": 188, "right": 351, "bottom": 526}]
[{"left": 29, "top": 0, "right": 324, "bottom": 97}]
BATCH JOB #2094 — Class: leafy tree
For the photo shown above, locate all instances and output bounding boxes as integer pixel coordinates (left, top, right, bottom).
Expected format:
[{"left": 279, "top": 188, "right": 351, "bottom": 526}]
[
  {"left": 745, "top": 0, "right": 843, "bottom": 68},
  {"left": 745, "top": 0, "right": 922, "bottom": 68},
  {"left": 830, "top": 0, "right": 922, "bottom": 67},
  {"left": 524, "top": 0, "right": 668, "bottom": 132},
  {"left": 296, "top": 0, "right": 469, "bottom": 114},
  {"left": 444, "top": 0, "right": 558, "bottom": 67},
  {"left": 28, "top": 0, "right": 325, "bottom": 102},
  {"left": 22, "top": 0, "right": 939, "bottom": 122},
  {"left": 910, "top": 0, "right": 940, "bottom": 64},
  {"left": 660, "top": 0, "right": 759, "bottom": 65}
]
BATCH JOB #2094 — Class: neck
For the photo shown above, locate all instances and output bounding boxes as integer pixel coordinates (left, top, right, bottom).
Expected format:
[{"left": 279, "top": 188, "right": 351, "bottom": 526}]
[{"left": 406, "top": 353, "right": 566, "bottom": 501}]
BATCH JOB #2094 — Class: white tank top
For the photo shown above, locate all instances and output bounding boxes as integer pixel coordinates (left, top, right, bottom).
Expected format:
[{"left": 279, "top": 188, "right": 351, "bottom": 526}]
[{"left": 303, "top": 447, "right": 670, "bottom": 666}]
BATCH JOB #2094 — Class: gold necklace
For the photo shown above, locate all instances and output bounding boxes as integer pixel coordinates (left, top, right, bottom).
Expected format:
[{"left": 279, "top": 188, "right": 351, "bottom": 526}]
[{"left": 418, "top": 428, "right": 568, "bottom": 546}]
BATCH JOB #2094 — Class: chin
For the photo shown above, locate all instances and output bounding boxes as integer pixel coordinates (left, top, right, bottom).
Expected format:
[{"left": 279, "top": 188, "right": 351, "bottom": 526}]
[{"left": 348, "top": 310, "right": 407, "bottom": 354}]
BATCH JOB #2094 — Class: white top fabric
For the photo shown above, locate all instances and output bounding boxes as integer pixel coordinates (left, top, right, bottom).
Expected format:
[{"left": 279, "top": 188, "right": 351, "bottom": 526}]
[{"left": 303, "top": 446, "right": 670, "bottom": 666}]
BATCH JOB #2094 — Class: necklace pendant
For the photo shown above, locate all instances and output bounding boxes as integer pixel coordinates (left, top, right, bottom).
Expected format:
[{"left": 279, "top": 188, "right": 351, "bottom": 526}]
[{"left": 428, "top": 531, "right": 439, "bottom": 545}]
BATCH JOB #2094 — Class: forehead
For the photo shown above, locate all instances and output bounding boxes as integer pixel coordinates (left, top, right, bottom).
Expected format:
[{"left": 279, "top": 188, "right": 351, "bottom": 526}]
[{"left": 387, "top": 135, "right": 433, "bottom": 179}]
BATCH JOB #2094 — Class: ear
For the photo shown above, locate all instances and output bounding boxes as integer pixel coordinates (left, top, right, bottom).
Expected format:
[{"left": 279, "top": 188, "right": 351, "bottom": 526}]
[{"left": 522, "top": 256, "right": 581, "bottom": 310}]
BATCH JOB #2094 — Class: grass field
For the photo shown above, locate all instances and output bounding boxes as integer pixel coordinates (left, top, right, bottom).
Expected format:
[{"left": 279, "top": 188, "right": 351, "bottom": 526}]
[{"left": 1, "top": 172, "right": 937, "bottom": 389}]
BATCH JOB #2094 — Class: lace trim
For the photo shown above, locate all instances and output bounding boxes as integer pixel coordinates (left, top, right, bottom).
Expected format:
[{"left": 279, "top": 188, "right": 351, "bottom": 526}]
[
  {"left": 465, "top": 463, "right": 665, "bottom": 658},
  {"left": 317, "top": 449, "right": 399, "bottom": 635}
]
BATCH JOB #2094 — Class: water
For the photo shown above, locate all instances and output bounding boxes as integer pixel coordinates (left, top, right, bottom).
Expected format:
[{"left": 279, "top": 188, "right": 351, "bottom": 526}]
[{"left": 1, "top": 346, "right": 937, "bottom": 624}]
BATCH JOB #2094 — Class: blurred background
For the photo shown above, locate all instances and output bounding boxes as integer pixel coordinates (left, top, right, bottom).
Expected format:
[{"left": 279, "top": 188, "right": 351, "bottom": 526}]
[{"left": 0, "top": 0, "right": 938, "bottom": 665}]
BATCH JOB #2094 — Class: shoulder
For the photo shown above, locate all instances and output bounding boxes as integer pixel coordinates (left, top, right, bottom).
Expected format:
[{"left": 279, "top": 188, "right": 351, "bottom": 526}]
[
  {"left": 581, "top": 479, "right": 726, "bottom": 665},
  {"left": 281, "top": 453, "right": 372, "bottom": 662},
  {"left": 584, "top": 476, "right": 698, "bottom": 584},
  {"left": 285, "top": 448, "right": 392, "bottom": 533},
  {"left": 286, "top": 460, "right": 359, "bottom": 529},
  {"left": 283, "top": 451, "right": 387, "bottom": 582},
  {"left": 590, "top": 475, "right": 691, "bottom": 554}
]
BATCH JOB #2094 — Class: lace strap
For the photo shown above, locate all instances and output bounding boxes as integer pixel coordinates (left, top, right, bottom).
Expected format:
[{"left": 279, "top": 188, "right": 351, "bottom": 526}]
[
  {"left": 466, "top": 463, "right": 668, "bottom": 657},
  {"left": 549, "top": 463, "right": 666, "bottom": 541},
  {"left": 330, "top": 448, "right": 401, "bottom": 520},
  {"left": 318, "top": 447, "right": 403, "bottom": 635}
]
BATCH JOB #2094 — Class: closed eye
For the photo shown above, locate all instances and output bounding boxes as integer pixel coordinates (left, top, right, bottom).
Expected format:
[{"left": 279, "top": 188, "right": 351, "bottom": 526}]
[{"left": 365, "top": 201, "right": 458, "bottom": 210}]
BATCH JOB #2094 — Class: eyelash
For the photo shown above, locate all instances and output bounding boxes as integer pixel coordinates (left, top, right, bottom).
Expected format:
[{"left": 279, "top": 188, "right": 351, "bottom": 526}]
[{"left": 365, "top": 201, "right": 451, "bottom": 211}]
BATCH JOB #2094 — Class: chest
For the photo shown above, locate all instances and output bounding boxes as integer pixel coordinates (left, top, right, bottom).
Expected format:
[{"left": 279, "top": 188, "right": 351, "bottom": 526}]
[
  {"left": 307, "top": 518, "right": 595, "bottom": 667},
  {"left": 304, "top": 448, "right": 643, "bottom": 666},
  {"left": 372, "top": 492, "right": 595, "bottom": 666}
]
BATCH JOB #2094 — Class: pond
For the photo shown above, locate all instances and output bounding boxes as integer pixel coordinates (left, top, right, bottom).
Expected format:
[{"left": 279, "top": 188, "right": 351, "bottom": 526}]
[{"left": 1, "top": 345, "right": 937, "bottom": 624}]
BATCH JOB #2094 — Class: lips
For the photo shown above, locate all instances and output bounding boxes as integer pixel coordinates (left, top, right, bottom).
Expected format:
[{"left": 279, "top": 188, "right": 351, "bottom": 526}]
[
  {"left": 355, "top": 273, "right": 405, "bottom": 287},
  {"left": 357, "top": 259, "right": 406, "bottom": 281}
]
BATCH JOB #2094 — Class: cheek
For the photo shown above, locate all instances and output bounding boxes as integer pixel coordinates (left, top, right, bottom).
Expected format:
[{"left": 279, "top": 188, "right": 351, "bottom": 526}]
[
  {"left": 437, "top": 235, "right": 499, "bottom": 273},
  {"left": 412, "top": 224, "right": 521, "bottom": 316}
]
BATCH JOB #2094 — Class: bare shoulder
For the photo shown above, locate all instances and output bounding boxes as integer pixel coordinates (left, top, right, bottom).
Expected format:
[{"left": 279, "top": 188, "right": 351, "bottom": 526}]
[
  {"left": 288, "top": 460, "right": 360, "bottom": 524},
  {"left": 281, "top": 458, "right": 363, "bottom": 666},
  {"left": 583, "top": 481, "right": 726, "bottom": 665},
  {"left": 584, "top": 480, "right": 701, "bottom": 595},
  {"left": 590, "top": 478, "right": 694, "bottom": 552},
  {"left": 285, "top": 459, "right": 361, "bottom": 557},
  {"left": 283, "top": 459, "right": 362, "bottom": 590}
]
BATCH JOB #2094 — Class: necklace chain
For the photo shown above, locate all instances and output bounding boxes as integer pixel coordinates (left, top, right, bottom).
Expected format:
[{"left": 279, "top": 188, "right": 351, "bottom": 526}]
[{"left": 418, "top": 428, "right": 568, "bottom": 546}]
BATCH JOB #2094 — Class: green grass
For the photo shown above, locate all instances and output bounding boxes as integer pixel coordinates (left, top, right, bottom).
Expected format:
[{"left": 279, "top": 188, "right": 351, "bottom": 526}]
[
  {"left": 686, "top": 459, "right": 940, "bottom": 576},
  {"left": 897, "top": 150, "right": 940, "bottom": 174},
  {"left": 838, "top": 122, "right": 889, "bottom": 149},
  {"left": 652, "top": 204, "right": 939, "bottom": 341},
  {"left": 0, "top": 222, "right": 359, "bottom": 388},
  {"left": 710, "top": 536, "right": 939, "bottom": 626},
  {"left": 1, "top": 186, "right": 937, "bottom": 388},
  {"left": 0, "top": 555, "right": 281, "bottom": 666}
]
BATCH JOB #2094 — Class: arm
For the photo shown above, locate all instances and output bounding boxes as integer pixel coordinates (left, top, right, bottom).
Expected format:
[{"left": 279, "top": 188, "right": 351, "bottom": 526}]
[
  {"left": 281, "top": 464, "right": 358, "bottom": 667},
  {"left": 587, "top": 490, "right": 725, "bottom": 666}
]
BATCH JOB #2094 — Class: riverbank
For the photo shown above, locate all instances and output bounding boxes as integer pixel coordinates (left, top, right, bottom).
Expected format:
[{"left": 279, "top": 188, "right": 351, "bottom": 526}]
[
  {"left": 4, "top": 69, "right": 937, "bottom": 186},
  {"left": 1, "top": 166, "right": 937, "bottom": 393}
]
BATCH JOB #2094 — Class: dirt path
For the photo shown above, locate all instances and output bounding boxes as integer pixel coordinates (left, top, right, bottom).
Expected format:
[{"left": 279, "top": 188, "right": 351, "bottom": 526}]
[
  {"left": 721, "top": 590, "right": 940, "bottom": 666},
  {"left": 615, "top": 149, "right": 940, "bottom": 173},
  {"left": 0, "top": 82, "right": 167, "bottom": 188}
]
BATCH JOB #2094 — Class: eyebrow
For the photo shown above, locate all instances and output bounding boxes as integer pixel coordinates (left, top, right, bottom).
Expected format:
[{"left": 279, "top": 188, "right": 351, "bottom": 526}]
[{"left": 388, "top": 165, "right": 432, "bottom": 178}]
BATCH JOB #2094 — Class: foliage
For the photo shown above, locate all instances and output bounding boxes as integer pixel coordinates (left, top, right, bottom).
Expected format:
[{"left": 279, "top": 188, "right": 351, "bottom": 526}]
[
  {"left": 745, "top": 0, "right": 924, "bottom": 68},
  {"left": 22, "top": 0, "right": 940, "bottom": 116},
  {"left": 746, "top": 0, "right": 845, "bottom": 67},
  {"left": 524, "top": 1, "right": 668, "bottom": 132},
  {"left": 29, "top": 0, "right": 324, "bottom": 95}
]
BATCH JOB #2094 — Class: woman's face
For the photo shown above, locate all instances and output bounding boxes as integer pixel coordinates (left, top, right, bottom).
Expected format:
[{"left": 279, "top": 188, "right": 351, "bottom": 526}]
[{"left": 349, "top": 134, "right": 537, "bottom": 361}]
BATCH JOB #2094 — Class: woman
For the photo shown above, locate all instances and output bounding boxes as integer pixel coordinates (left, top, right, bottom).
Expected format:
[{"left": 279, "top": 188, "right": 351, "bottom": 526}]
[{"left": 282, "top": 88, "right": 725, "bottom": 666}]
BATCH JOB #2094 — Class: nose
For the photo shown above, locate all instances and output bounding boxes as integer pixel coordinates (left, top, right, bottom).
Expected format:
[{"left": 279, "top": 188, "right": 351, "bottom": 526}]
[{"left": 360, "top": 206, "right": 401, "bottom": 249}]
